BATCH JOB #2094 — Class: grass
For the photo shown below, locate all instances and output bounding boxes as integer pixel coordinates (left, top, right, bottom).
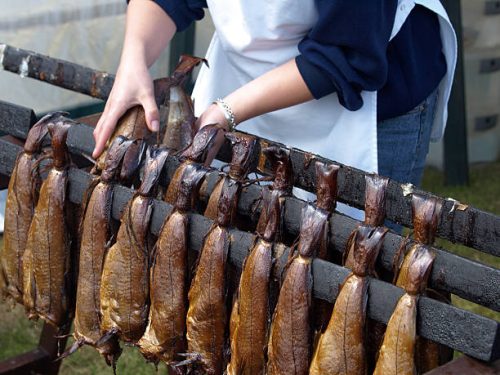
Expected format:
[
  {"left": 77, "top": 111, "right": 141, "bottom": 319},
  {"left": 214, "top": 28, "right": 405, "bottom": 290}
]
[{"left": 0, "top": 162, "right": 498, "bottom": 373}]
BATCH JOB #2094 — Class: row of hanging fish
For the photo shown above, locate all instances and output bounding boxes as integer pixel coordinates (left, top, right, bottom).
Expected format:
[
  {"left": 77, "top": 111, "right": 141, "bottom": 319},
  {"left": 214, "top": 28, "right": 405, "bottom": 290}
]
[{"left": 0, "top": 56, "right": 447, "bottom": 375}]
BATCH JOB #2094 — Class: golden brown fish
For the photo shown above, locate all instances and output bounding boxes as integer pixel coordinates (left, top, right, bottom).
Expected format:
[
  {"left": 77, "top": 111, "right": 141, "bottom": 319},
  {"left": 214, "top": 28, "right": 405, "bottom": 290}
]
[
  {"left": 313, "top": 162, "right": 340, "bottom": 334},
  {"left": 310, "top": 225, "right": 387, "bottom": 375},
  {"left": 410, "top": 194, "right": 452, "bottom": 373},
  {"left": 100, "top": 147, "right": 169, "bottom": 344},
  {"left": 373, "top": 244, "right": 435, "bottom": 375},
  {"left": 204, "top": 132, "right": 257, "bottom": 220},
  {"left": 267, "top": 203, "right": 329, "bottom": 375},
  {"left": 137, "top": 162, "right": 207, "bottom": 367},
  {"left": 164, "top": 124, "right": 223, "bottom": 205},
  {"left": 22, "top": 118, "right": 74, "bottom": 328},
  {"left": 61, "top": 137, "right": 135, "bottom": 367},
  {"left": 0, "top": 112, "right": 64, "bottom": 304},
  {"left": 226, "top": 146, "right": 292, "bottom": 375},
  {"left": 186, "top": 179, "right": 239, "bottom": 375},
  {"left": 344, "top": 174, "right": 389, "bottom": 267},
  {"left": 95, "top": 55, "right": 205, "bottom": 172}
]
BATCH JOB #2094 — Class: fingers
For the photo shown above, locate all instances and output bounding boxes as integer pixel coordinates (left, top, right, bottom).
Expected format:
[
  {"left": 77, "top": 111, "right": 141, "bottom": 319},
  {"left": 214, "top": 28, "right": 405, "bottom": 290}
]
[
  {"left": 141, "top": 94, "right": 160, "bottom": 132},
  {"left": 203, "top": 126, "right": 226, "bottom": 167},
  {"left": 92, "top": 100, "right": 129, "bottom": 159}
]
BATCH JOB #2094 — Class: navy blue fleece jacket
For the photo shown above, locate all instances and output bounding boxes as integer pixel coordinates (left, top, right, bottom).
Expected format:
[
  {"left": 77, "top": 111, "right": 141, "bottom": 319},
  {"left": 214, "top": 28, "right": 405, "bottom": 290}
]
[{"left": 152, "top": 0, "right": 446, "bottom": 120}]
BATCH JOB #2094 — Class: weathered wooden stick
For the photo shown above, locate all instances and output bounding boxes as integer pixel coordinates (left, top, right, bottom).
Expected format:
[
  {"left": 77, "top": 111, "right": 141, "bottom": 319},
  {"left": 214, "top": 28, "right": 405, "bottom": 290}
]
[{"left": 0, "top": 44, "right": 114, "bottom": 100}]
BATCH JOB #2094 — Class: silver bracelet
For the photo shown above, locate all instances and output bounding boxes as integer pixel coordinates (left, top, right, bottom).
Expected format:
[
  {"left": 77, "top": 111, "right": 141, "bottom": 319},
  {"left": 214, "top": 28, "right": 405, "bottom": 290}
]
[{"left": 214, "top": 98, "right": 237, "bottom": 131}]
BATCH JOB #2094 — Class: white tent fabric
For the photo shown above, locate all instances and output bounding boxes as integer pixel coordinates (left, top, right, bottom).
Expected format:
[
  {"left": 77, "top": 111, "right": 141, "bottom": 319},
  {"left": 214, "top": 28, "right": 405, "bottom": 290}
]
[{"left": 0, "top": 0, "right": 170, "bottom": 114}]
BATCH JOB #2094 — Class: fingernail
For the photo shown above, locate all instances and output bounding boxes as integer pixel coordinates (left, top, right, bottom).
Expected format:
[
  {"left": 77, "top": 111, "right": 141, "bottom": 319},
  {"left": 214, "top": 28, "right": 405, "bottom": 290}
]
[{"left": 152, "top": 120, "right": 159, "bottom": 132}]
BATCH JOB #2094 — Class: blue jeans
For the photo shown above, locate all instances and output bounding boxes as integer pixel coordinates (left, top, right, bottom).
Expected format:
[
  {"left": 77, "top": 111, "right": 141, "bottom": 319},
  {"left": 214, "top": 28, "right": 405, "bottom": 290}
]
[{"left": 377, "top": 88, "right": 439, "bottom": 231}]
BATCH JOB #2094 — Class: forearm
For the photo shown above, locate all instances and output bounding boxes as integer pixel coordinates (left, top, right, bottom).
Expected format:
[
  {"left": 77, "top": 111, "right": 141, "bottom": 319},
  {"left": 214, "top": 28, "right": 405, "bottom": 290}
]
[
  {"left": 121, "top": 0, "right": 177, "bottom": 68},
  {"left": 225, "top": 59, "right": 314, "bottom": 125}
]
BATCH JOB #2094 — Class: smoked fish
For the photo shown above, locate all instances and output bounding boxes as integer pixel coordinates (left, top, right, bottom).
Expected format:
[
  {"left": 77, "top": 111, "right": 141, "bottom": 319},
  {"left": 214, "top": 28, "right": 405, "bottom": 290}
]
[
  {"left": 226, "top": 146, "right": 293, "bottom": 375},
  {"left": 0, "top": 112, "right": 64, "bottom": 304},
  {"left": 95, "top": 55, "right": 205, "bottom": 172},
  {"left": 373, "top": 244, "right": 435, "bottom": 375},
  {"left": 186, "top": 133, "right": 255, "bottom": 374},
  {"left": 164, "top": 124, "right": 222, "bottom": 205},
  {"left": 22, "top": 118, "right": 74, "bottom": 328},
  {"left": 138, "top": 162, "right": 207, "bottom": 367},
  {"left": 310, "top": 225, "right": 387, "bottom": 375},
  {"left": 267, "top": 203, "right": 329, "bottom": 375},
  {"left": 100, "top": 146, "right": 169, "bottom": 343},
  {"left": 162, "top": 55, "right": 207, "bottom": 151},
  {"left": 64, "top": 137, "right": 135, "bottom": 366}
]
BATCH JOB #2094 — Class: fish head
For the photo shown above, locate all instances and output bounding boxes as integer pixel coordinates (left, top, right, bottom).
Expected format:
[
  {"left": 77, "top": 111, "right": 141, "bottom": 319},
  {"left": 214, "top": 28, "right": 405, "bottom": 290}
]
[
  {"left": 175, "top": 162, "right": 208, "bottom": 212},
  {"left": 315, "top": 161, "right": 340, "bottom": 213},
  {"left": 24, "top": 111, "right": 68, "bottom": 154},
  {"left": 101, "top": 136, "right": 135, "bottom": 182},
  {"left": 226, "top": 132, "right": 258, "bottom": 181},
  {"left": 181, "top": 124, "right": 223, "bottom": 163},
  {"left": 412, "top": 194, "right": 443, "bottom": 245},
  {"left": 262, "top": 146, "right": 294, "bottom": 195},
  {"left": 364, "top": 174, "right": 389, "bottom": 227}
]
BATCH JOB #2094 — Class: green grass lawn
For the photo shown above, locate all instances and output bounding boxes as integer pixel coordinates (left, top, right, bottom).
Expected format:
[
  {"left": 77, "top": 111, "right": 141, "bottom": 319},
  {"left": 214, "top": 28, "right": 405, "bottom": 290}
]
[{"left": 0, "top": 162, "right": 498, "bottom": 374}]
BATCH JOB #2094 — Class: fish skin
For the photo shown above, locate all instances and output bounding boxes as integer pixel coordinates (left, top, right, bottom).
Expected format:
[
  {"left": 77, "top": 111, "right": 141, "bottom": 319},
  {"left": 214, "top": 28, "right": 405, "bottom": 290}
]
[
  {"left": 100, "top": 195, "right": 153, "bottom": 343},
  {"left": 22, "top": 119, "right": 73, "bottom": 328},
  {"left": 310, "top": 225, "right": 386, "bottom": 375},
  {"left": 186, "top": 225, "right": 230, "bottom": 375},
  {"left": 162, "top": 85, "right": 195, "bottom": 151},
  {"left": 226, "top": 239, "right": 273, "bottom": 375},
  {"left": 226, "top": 147, "right": 292, "bottom": 375},
  {"left": 1, "top": 156, "right": 37, "bottom": 303},
  {"left": 373, "top": 245, "right": 435, "bottom": 375},
  {"left": 100, "top": 147, "right": 169, "bottom": 347},
  {"left": 24, "top": 168, "right": 71, "bottom": 327},
  {"left": 309, "top": 275, "right": 368, "bottom": 375},
  {"left": 267, "top": 255, "right": 313, "bottom": 375},
  {"left": 138, "top": 211, "right": 188, "bottom": 363},
  {"left": 373, "top": 293, "right": 418, "bottom": 375},
  {"left": 1, "top": 113, "right": 63, "bottom": 304},
  {"left": 138, "top": 163, "right": 206, "bottom": 367},
  {"left": 267, "top": 204, "right": 329, "bottom": 375}
]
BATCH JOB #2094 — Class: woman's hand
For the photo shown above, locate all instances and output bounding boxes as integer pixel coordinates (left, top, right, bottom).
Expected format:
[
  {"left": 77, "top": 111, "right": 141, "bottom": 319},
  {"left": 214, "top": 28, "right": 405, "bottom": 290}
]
[
  {"left": 194, "top": 103, "right": 229, "bottom": 165},
  {"left": 92, "top": 61, "right": 158, "bottom": 158},
  {"left": 193, "top": 59, "right": 314, "bottom": 165},
  {"left": 92, "top": 0, "right": 176, "bottom": 159}
]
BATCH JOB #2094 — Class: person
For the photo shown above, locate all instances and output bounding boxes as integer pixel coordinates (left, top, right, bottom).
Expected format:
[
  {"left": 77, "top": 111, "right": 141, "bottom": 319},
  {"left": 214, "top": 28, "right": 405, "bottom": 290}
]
[{"left": 92, "top": 0, "right": 456, "bottom": 221}]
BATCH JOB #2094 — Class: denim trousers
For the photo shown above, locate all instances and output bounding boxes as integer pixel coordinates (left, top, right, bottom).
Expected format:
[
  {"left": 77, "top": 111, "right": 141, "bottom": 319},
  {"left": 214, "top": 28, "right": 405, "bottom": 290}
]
[
  {"left": 377, "top": 88, "right": 439, "bottom": 230},
  {"left": 378, "top": 88, "right": 439, "bottom": 186}
]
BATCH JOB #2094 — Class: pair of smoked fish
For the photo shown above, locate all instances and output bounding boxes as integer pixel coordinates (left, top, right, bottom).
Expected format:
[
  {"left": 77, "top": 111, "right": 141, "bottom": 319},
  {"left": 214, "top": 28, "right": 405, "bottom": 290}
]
[{"left": 0, "top": 113, "right": 76, "bottom": 330}]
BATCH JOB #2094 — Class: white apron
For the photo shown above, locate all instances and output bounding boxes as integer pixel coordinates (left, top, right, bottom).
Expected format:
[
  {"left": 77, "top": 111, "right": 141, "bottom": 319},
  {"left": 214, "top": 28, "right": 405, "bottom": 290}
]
[{"left": 192, "top": 0, "right": 456, "bottom": 218}]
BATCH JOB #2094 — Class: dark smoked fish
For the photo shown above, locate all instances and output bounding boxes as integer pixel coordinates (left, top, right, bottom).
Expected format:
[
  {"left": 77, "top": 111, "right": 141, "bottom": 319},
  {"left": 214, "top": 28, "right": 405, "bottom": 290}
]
[
  {"left": 186, "top": 179, "right": 239, "bottom": 375},
  {"left": 313, "top": 162, "right": 340, "bottom": 334},
  {"left": 204, "top": 132, "right": 257, "bottom": 221},
  {"left": 410, "top": 194, "right": 452, "bottom": 373},
  {"left": 100, "top": 147, "right": 169, "bottom": 344},
  {"left": 0, "top": 112, "right": 64, "bottom": 304},
  {"left": 185, "top": 133, "right": 255, "bottom": 374},
  {"left": 226, "top": 146, "right": 292, "bottom": 375},
  {"left": 373, "top": 244, "right": 435, "bottom": 375},
  {"left": 137, "top": 162, "right": 207, "bottom": 368},
  {"left": 267, "top": 203, "right": 329, "bottom": 375},
  {"left": 164, "top": 124, "right": 222, "bottom": 205},
  {"left": 61, "top": 137, "right": 135, "bottom": 367},
  {"left": 22, "top": 119, "right": 74, "bottom": 328},
  {"left": 95, "top": 55, "right": 205, "bottom": 172},
  {"left": 162, "top": 55, "right": 207, "bottom": 151},
  {"left": 310, "top": 225, "right": 387, "bottom": 375}
]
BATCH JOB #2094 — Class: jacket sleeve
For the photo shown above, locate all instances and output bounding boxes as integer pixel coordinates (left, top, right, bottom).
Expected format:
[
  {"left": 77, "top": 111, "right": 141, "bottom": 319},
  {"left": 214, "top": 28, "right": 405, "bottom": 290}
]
[
  {"left": 296, "top": 0, "right": 398, "bottom": 110},
  {"left": 152, "top": 0, "right": 207, "bottom": 31}
]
